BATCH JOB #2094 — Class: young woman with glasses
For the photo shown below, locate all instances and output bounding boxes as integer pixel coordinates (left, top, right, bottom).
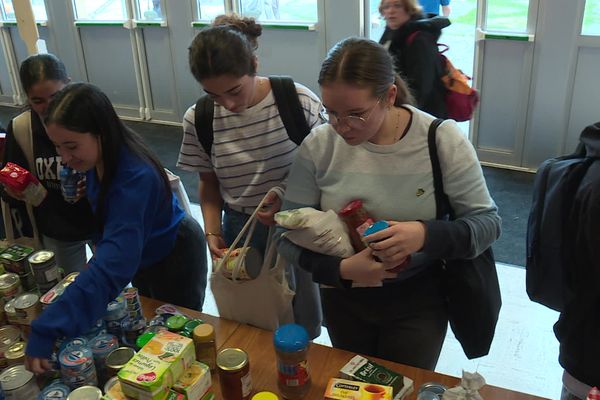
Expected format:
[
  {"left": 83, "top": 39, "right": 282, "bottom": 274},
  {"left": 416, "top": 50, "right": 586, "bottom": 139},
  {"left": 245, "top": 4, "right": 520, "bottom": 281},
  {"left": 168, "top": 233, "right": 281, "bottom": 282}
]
[{"left": 276, "top": 37, "right": 500, "bottom": 369}]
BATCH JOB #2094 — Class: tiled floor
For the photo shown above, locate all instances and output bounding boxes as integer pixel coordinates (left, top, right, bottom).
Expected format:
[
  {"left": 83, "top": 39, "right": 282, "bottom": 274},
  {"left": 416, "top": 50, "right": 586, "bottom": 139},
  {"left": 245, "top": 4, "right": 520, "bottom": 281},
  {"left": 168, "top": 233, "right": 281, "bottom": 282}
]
[{"left": 189, "top": 203, "right": 563, "bottom": 400}]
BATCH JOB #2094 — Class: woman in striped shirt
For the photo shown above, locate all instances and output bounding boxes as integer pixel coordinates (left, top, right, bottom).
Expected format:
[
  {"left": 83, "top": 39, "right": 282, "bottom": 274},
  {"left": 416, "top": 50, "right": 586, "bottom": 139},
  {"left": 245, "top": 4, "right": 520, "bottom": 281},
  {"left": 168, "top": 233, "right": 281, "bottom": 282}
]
[{"left": 177, "top": 14, "right": 326, "bottom": 259}]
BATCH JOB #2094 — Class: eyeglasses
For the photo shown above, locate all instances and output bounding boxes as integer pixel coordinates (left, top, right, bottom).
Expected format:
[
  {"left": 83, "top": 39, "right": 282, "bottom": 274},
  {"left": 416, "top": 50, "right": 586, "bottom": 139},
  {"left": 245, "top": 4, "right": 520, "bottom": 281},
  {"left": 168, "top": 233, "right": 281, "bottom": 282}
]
[{"left": 327, "top": 99, "right": 382, "bottom": 130}]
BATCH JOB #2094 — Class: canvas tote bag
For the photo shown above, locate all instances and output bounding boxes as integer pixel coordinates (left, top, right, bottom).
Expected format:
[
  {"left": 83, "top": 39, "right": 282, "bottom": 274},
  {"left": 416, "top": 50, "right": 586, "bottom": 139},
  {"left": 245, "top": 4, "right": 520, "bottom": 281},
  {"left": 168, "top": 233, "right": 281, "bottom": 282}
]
[{"left": 210, "top": 190, "right": 295, "bottom": 331}]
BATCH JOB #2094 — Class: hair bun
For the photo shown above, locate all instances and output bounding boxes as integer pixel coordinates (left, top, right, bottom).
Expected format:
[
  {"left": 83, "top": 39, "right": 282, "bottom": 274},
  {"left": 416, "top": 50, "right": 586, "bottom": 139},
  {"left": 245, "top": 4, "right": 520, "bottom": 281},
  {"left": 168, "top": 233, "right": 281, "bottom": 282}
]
[{"left": 213, "top": 14, "right": 263, "bottom": 49}]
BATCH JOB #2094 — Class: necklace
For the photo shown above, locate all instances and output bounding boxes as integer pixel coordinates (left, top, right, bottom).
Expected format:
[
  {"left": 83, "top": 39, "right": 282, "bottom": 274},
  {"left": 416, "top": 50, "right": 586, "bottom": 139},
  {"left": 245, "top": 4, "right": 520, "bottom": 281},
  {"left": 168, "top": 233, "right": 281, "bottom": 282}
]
[{"left": 393, "top": 108, "right": 402, "bottom": 142}]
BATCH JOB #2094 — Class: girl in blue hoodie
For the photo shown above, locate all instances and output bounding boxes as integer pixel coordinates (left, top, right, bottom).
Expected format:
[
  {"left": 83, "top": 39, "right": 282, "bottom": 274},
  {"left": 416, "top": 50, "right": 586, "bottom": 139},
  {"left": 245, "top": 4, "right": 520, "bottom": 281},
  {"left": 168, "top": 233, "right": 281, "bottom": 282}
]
[{"left": 25, "top": 83, "right": 207, "bottom": 373}]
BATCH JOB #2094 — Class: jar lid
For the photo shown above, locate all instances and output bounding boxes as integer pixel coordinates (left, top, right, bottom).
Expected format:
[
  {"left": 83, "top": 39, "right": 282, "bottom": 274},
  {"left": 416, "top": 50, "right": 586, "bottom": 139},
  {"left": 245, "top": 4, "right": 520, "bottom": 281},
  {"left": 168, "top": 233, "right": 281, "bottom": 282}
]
[
  {"left": 273, "top": 324, "right": 309, "bottom": 352},
  {"left": 193, "top": 323, "right": 215, "bottom": 342},
  {"left": 183, "top": 319, "right": 203, "bottom": 333},
  {"left": 105, "top": 347, "right": 136, "bottom": 369},
  {"left": 252, "top": 392, "right": 279, "bottom": 400},
  {"left": 363, "top": 220, "right": 389, "bottom": 237},
  {"left": 136, "top": 332, "right": 156, "bottom": 349},
  {"left": 40, "top": 382, "right": 71, "bottom": 399},
  {"left": 418, "top": 382, "right": 448, "bottom": 395},
  {"left": 166, "top": 315, "right": 188, "bottom": 331},
  {"left": 5, "top": 341, "right": 25, "bottom": 359},
  {"left": 217, "top": 348, "right": 248, "bottom": 371},
  {"left": 338, "top": 200, "right": 363, "bottom": 216}
]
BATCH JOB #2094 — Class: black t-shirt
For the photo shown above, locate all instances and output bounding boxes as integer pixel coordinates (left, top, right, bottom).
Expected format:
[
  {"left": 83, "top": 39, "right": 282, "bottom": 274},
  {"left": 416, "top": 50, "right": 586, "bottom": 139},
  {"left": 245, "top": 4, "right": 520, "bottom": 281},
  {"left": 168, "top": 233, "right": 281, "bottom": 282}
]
[{"left": 3, "top": 111, "right": 94, "bottom": 241}]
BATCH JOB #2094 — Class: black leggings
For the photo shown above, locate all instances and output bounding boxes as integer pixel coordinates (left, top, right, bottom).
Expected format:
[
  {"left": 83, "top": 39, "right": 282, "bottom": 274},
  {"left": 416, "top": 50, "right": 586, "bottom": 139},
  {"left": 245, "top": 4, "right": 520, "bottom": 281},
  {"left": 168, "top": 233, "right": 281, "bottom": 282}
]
[
  {"left": 133, "top": 214, "right": 208, "bottom": 311},
  {"left": 320, "top": 266, "right": 448, "bottom": 370}
]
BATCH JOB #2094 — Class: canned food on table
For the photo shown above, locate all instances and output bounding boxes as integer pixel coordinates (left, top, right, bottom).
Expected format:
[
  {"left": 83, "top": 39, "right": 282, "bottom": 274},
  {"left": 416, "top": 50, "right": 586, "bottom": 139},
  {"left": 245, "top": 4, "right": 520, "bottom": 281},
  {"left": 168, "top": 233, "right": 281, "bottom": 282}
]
[
  {"left": 0, "top": 244, "right": 34, "bottom": 275},
  {"left": 0, "top": 273, "right": 22, "bottom": 302},
  {"left": 0, "top": 325, "right": 21, "bottom": 369},
  {"left": 28, "top": 250, "right": 60, "bottom": 292},
  {"left": 13, "top": 292, "right": 41, "bottom": 325},
  {"left": 66, "top": 385, "right": 102, "bottom": 400},
  {"left": 0, "top": 364, "right": 40, "bottom": 398},
  {"left": 5, "top": 341, "right": 25, "bottom": 366},
  {"left": 105, "top": 347, "right": 136, "bottom": 379}
]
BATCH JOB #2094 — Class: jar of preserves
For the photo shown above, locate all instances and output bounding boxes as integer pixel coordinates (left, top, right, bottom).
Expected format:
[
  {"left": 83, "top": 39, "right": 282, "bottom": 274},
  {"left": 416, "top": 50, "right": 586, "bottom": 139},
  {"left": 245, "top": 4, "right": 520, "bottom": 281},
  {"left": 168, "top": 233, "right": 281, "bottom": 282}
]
[
  {"left": 217, "top": 348, "right": 252, "bottom": 400},
  {"left": 193, "top": 323, "right": 216, "bottom": 372},
  {"left": 338, "top": 200, "right": 375, "bottom": 252},
  {"left": 273, "top": 324, "right": 311, "bottom": 399}
]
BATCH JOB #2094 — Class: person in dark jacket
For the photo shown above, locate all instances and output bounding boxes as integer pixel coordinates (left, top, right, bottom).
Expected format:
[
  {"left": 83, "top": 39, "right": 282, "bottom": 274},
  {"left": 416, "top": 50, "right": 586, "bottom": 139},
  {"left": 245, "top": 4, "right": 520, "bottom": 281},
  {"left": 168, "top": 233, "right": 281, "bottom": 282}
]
[
  {"left": 378, "top": 0, "right": 449, "bottom": 118},
  {"left": 1, "top": 54, "right": 94, "bottom": 273},
  {"left": 554, "top": 122, "right": 600, "bottom": 399}
]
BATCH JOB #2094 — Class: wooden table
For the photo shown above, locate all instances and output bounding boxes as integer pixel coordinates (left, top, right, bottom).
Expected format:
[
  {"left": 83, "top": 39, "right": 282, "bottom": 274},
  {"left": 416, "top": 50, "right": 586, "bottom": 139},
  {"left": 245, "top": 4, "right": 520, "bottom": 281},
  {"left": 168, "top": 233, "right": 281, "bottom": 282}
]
[{"left": 140, "top": 297, "right": 548, "bottom": 400}]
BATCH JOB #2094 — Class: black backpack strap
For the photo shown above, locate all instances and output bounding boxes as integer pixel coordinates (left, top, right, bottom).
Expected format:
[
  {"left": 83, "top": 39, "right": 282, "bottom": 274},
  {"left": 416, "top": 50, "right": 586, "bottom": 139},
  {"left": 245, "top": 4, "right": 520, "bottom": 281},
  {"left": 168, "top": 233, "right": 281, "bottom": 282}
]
[
  {"left": 194, "top": 95, "right": 214, "bottom": 156},
  {"left": 269, "top": 76, "right": 311, "bottom": 145},
  {"left": 427, "top": 118, "right": 453, "bottom": 220}
]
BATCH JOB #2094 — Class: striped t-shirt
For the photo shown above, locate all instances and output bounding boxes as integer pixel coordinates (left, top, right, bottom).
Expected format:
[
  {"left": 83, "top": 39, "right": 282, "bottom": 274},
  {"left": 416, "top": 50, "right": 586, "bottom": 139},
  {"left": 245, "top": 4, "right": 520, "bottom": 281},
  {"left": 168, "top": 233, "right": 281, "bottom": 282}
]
[{"left": 177, "top": 83, "right": 325, "bottom": 209}]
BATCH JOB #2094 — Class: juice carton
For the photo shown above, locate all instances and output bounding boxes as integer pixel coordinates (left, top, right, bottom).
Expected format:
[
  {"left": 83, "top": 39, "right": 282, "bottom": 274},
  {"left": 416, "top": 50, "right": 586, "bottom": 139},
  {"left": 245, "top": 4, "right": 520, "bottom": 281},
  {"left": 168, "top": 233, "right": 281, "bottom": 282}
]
[
  {"left": 173, "top": 361, "right": 211, "bottom": 400},
  {"left": 324, "top": 378, "right": 393, "bottom": 400},
  {"left": 339, "top": 355, "right": 414, "bottom": 400},
  {"left": 0, "top": 162, "right": 47, "bottom": 206},
  {"left": 118, "top": 331, "right": 195, "bottom": 400}
]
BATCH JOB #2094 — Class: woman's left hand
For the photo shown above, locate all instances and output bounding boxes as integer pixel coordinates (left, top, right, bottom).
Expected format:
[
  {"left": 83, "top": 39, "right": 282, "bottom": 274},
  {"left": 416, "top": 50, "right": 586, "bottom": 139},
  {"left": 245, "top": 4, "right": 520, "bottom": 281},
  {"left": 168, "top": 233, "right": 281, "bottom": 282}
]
[
  {"left": 25, "top": 356, "right": 53, "bottom": 374},
  {"left": 256, "top": 192, "right": 282, "bottom": 226},
  {"left": 364, "top": 221, "right": 426, "bottom": 268}
]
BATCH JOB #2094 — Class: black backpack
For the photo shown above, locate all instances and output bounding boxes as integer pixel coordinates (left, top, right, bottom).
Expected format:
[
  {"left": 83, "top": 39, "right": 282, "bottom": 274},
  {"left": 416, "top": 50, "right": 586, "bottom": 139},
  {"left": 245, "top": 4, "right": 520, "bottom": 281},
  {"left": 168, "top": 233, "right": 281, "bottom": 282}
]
[
  {"left": 194, "top": 76, "right": 311, "bottom": 155},
  {"left": 526, "top": 123, "right": 600, "bottom": 312}
]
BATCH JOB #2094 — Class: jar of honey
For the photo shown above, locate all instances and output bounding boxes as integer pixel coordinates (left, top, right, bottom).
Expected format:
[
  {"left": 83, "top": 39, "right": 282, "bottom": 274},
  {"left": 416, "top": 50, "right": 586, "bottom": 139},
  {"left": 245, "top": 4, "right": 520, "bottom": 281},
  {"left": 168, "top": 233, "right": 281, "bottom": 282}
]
[{"left": 217, "top": 348, "right": 252, "bottom": 400}]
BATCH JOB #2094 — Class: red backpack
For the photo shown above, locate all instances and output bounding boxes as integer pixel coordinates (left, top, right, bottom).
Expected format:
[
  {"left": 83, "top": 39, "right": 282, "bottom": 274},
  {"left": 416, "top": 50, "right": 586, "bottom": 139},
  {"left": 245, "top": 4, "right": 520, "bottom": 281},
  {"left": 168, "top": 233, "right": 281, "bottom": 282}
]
[{"left": 407, "top": 32, "right": 480, "bottom": 122}]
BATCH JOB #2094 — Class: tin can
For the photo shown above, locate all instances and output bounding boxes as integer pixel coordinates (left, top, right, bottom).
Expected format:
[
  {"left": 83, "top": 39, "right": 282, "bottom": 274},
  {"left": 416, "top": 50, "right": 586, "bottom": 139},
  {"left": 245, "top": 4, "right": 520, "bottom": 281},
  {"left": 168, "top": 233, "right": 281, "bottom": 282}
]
[
  {"left": 59, "top": 337, "right": 89, "bottom": 356},
  {"left": 0, "top": 325, "right": 21, "bottom": 369},
  {"left": 105, "top": 347, "right": 135, "bottom": 378},
  {"left": 13, "top": 292, "right": 41, "bottom": 325},
  {"left": 0, "top": 364, "right": 40, "bottom": 398},
  {"left": 216, "top": 247, "right": 263, "bottom": 280},
  {"left": 90, "top": 333, "right": 119, "bottom": 383},
  {"left": 121, "top": 317, "right": 146, "bottom": 348},
  {"left": 217, "top": 348, "right": 252, "bottom": 400},
  {"left": 0, "top": 274, "right": 22, "bottom": 301},
  {"left": 0, "top": 245, "right": 34, "bottom": 276},
  {"left": 59, "top": 345, "right": 98, "bottom": 389},
  {"left": 417, "top": 382, "right": 448, "bottom": 400},
  {"left": 40, "top": 272, "right": 79, "bottom": 308},
  {"left": 4, "top": 298, "right": 17, "bottom": 324},
  {"left": 17, "top": 271, "right": 36, "bottom": 292},
  {"left": 38, "top": 382, "right": 70, "bottom": 400},
  {"left": 5, "top": 341, "right": 25, "bottom": 366},
  {"left": 65, "top": 385, "right": 102, "bottom": 400},
  {"left": 28, "top": 250, "right": 60, "bottom": 290}
]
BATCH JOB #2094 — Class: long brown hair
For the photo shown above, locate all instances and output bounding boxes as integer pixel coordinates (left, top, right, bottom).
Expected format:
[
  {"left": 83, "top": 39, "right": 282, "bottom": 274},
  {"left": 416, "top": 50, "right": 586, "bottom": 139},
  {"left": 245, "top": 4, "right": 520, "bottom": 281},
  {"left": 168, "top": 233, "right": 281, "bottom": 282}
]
[{"left": 318, "top": 37, "right": 415, "bottom": 106}]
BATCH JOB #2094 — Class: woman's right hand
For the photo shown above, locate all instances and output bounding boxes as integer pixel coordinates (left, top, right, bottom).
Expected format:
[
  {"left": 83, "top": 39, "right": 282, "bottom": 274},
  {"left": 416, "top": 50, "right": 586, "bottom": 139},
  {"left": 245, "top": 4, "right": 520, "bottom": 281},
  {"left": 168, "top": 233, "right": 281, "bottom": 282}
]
[
  {"left": 339, "top": 247, "right": 398, "bottom": 285},
  {"left": 207, "top": 234, "right": 227, "bottom": 260}
]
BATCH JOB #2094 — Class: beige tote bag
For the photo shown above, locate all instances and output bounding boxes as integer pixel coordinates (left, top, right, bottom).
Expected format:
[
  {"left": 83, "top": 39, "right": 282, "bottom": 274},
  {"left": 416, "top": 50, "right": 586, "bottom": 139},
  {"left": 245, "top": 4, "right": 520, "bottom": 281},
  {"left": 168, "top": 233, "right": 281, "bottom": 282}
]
[{"left": 210, "top": 190, "right": 295, "bottom": 331}]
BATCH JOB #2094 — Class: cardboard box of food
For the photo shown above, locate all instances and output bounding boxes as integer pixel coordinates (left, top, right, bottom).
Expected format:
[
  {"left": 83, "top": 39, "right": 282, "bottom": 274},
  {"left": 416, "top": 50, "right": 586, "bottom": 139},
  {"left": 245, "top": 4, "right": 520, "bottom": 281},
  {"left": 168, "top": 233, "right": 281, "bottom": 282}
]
[
  {"left": 118, "top": 331, "right": 195, "bottom": 400},
  {"left": 339, "top": 355, "right": 414, "bottom": 400},
  {"left": 173, "top": 361, "right": 211, "bottom": 400},
  {"left": 324, "top": 378, "right": 393, "bottom": 400}
]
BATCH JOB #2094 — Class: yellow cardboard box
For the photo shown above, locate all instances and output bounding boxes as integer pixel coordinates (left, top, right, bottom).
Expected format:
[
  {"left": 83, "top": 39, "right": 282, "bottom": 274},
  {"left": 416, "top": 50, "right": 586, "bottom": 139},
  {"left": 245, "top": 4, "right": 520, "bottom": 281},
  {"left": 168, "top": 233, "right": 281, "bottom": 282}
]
[
  {"left": 173, "top": 361, "right": 212, "bottom": 400},
  {"left": 324, "top": 378, "right": 393, "bottom": 400}
]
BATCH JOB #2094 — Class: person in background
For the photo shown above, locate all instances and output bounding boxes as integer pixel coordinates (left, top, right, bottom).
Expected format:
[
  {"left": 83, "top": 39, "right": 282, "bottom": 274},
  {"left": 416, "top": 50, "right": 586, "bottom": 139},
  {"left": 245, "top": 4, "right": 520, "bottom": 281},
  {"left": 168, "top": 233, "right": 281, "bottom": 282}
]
[
  {"left": 419, "top": 0, "right": 451, "bottom": 17},
  {"left": 378, "top": 0, "right": 449, "bottom": 118},
  {"left": 554, "top": 122, "right": 600, "bottom": 399},
  {"left": 1, "top": 54, "right": 94, "bottom": 273},
  {"left": 276, "top": 37, "right": 500, "bottom": 369},
  {"left": 25, "top": 83, "right": 207, "bottom": 373},
  {"left": 243, "top": 0, "right": 280, "bottom": 20},
  {"left": 177, "top": 14, "right": 325, "bottom": 338}
]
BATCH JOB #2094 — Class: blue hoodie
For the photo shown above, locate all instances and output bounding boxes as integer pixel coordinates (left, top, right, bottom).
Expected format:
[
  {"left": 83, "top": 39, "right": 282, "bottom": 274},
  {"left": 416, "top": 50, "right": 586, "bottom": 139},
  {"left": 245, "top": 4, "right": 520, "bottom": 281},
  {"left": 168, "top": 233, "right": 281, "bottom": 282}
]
[{"left": 26, "top": 147, "right": 183, "bottom": 358}]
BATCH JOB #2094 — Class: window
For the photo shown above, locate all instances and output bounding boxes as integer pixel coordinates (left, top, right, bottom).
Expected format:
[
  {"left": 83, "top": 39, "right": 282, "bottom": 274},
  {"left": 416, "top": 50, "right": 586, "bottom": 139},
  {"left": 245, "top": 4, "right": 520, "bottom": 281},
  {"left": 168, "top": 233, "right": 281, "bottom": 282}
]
[
  {"left": 73, "top": 0, "right": 128, "bottom": 21},
  {"left": 239, "top": 0, "right": 317, "bottom": 23},
  {"left": 197, "top": 0, "right": 226, "bottom": 21},
  {"left": 582, "top": 0, "right": 600, "bottom": 35},
  {"left": 369, "top": 0, "right": 385, "bottom": 40},
  {"left": 0, "top": 0, "right": 47, "bottom": 21},
  {"left": 485, "top": 0, "right": 529, "bottom": 33},
  {"left": 137, "top": 0, "right": 163, "bottom": 20}
]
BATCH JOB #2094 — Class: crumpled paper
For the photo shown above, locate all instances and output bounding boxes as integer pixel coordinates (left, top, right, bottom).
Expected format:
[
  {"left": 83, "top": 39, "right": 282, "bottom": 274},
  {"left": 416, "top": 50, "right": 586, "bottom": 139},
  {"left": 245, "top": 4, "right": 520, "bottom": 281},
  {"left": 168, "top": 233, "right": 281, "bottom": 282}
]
[{"left": 442, "top": 371, "right": 486, "bottom": 400}]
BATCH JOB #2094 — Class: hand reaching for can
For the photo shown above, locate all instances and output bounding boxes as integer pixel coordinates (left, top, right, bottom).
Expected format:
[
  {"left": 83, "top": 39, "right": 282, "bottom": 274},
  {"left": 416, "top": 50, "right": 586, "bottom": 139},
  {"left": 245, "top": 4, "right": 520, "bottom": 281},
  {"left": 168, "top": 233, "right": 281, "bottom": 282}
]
[{"left": 25, "top": 355, "right": 53, "bottom": 374}]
